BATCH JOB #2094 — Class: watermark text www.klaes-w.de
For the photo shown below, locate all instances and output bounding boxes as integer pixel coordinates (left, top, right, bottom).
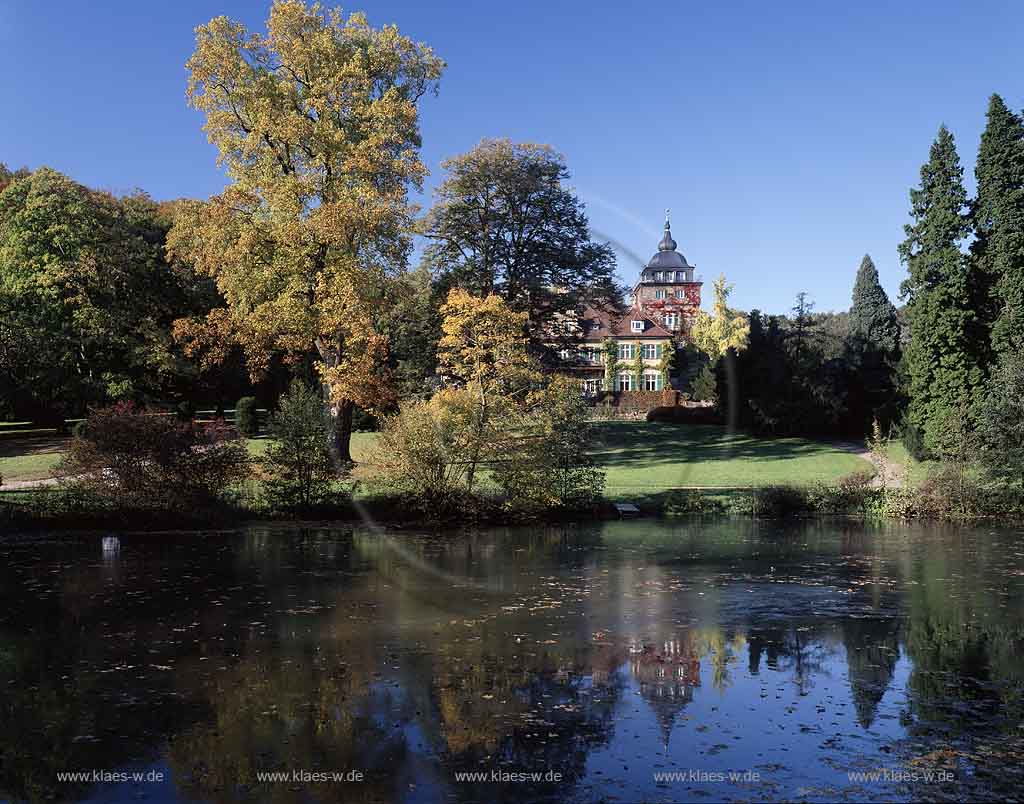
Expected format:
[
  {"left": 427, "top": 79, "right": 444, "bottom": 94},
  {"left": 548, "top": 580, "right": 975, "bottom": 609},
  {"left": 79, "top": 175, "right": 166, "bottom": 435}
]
[
  {"left": 653, "top": 770, "right": 761, "bottom": 784},
  {"left": 848, "top": 768, "right": 955, "bottom": 784},
  {"left": 57, "top": 769, "right": 366, "bottom": 785},
  {"left": 255, "top": 770, "right": 365, "bottom": 783},
  {"left": 56, "top": 770, "right": 166, "bottom": 784},
  {"left": 454, "top": 770, "right": 563, "bottom": 783}
]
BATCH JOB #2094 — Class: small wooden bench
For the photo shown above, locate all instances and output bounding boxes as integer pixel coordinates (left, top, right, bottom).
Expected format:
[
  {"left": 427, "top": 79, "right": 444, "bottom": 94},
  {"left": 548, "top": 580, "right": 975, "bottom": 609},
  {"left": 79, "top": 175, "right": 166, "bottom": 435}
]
[{"left": 613, "top": 502, "right": 641, "bottom": 518}]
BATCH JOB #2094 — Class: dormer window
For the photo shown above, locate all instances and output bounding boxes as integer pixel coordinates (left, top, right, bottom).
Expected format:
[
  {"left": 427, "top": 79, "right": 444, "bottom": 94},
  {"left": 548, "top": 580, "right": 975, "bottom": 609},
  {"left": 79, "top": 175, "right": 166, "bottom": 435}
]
[
  {"left": 654, "top": 271, "right": 663, "bottom": 281},
  {"left": 631, "top": 320, "right": 643, "bottom": 333}
]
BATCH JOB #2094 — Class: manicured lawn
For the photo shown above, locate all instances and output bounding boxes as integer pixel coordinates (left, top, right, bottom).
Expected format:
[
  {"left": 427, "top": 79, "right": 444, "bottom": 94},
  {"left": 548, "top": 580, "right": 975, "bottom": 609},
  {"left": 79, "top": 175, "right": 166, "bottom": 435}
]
[
  {"left": 245, "top": 432, "right": 378, "bottom": 461},
  {"left": 2, "top": 422, "right": 869, "bottom": 499},
  {"left": 0, "top": 433, "right": 382, "bottom": 485},
  {"left": 0, "top": 451, "right": 64, "bottom": 483},
  {"left": 591, "top": 421, "right": 872, "bottom": 500}
]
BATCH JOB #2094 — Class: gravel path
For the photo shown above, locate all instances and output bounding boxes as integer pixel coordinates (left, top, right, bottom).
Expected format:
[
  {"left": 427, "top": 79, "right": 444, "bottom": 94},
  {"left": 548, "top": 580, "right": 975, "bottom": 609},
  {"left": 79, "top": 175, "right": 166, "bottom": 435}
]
[{"left": 832, "top": 441, "right": 904, "bottom": 488}]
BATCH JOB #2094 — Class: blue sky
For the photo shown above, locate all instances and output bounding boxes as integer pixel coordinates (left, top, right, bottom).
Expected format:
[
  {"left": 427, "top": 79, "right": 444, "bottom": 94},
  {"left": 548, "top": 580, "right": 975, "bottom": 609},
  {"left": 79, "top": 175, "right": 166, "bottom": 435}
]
[{"left": 1, "top": 0, "right": 1021, "bottom": 314}]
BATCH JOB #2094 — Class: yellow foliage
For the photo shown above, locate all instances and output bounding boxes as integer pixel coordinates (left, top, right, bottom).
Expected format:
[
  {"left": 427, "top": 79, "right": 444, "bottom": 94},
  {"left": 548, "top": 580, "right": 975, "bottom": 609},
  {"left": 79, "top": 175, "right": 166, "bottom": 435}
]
[
  {"left": 168, "top": 1, "right": 443, "bottom": 419},
  {"left": 689, "top": 274, "right": 749, "bottom": 360},
  {"left": 437, "top": 288, "right": 538, "bottom": 393}
]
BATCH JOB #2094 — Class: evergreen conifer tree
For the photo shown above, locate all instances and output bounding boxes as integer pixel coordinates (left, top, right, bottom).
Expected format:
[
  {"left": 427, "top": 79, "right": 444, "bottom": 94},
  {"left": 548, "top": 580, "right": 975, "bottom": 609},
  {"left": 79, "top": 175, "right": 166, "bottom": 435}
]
[
  {"left": 973, "top": 94, "right": 1024, "bottom": 357},
  {"left": 899, "top": 126, "right": 986, "bottom": 452},
  {"left": 849, "top": 255, "right": 900, "bottom": 354},
  {"left": 846, "top": 254, "right": 902, "bottom": 434}
]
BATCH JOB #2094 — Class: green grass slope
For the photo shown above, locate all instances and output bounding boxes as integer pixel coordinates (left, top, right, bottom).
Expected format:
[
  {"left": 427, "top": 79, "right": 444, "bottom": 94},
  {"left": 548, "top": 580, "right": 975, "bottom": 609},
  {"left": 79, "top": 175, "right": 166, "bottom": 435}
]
[{"left": 591, "top": 421, "right": 871, "bottom": 500}]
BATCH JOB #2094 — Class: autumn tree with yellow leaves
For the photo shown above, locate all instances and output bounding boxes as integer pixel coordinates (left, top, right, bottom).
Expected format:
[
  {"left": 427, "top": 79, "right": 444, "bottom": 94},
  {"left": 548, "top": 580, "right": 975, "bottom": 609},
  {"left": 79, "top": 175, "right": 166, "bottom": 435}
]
[
  {"left": 436, "top": 288, "right": 539, "bottom": 490},
  {"left": 690, "top": 274, "right": 749, "bottom": 361},
  {"left": 167, "top": 1, "right": 444, "bottom": 463}
]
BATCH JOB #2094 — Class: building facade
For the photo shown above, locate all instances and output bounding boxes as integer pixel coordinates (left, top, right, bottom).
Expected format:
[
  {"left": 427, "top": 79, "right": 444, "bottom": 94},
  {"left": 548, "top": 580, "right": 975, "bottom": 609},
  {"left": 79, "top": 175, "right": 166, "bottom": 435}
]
[{"left": 570, "top": 214, "right": 702, "bottom": 393}]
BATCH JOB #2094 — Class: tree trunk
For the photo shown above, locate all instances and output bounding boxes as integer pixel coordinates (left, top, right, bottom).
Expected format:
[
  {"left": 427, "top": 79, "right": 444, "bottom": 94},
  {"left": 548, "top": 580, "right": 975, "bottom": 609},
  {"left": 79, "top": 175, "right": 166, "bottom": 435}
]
[{"left": 332, "top": 398, "right": 354, "bottom": 466}]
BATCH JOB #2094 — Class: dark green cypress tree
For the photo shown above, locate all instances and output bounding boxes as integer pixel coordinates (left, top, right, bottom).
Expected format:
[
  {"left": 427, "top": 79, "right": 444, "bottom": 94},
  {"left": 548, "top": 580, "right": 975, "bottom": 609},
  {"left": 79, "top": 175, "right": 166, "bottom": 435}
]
[
  {"left": 973, "top": 94, "right": 1024, "bottom": 357},
  {"left": 898, "top": 126, "right": 986, "bottom": 453},
  {"left": 846, "top": 255, "right": 902, "bottom": 434},
  {"left": 849, "top": 255, "right": 900, "bottom": 354}
]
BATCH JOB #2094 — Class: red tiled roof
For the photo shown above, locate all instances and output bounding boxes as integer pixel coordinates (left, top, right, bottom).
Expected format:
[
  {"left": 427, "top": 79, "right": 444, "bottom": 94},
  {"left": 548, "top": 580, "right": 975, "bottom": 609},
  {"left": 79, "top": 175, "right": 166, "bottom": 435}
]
[{"left": 580, "top": 305, "right": 673, "bottom": 341}]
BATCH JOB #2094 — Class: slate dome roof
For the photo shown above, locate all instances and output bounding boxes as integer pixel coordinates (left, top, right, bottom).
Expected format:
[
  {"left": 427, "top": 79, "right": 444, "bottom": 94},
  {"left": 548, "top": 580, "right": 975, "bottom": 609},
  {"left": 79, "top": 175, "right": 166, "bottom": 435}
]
[{"left": 646, "top": 215, "right": 688, "bottom": 270}]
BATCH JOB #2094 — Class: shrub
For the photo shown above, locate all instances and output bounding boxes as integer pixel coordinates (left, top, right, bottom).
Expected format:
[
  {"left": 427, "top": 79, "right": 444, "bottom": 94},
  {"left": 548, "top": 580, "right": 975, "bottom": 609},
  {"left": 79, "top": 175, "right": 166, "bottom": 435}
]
[
  {"left": 735, "top": 485, "right": 812, "bottom": 518},
  {"left": 263, "top": 381, "right": 343, "bottom": 514},
  {"left": 863, "top": 466, "right": 999, "bottom": 520},
  {"left": 806, "top": 471, "right": 876, "bottom": 514},
  {"left": 663, "top": 489, "right": 726, "bottom": 516},
  {"left": 691, "top": 364, "right": 718, "bottom": 403},
  {"left": 865, "top": 487, "right": 919, "bottom": 519},
  {"left": 235, "top": 396, "right": 259, "bottom": 436},
  {"left": 57, "top": 402, "right": 249, "bottom": 511},
  {"left": 492, "top": 376, "right": 605, "bottom": 514},
  {"left": 901, "top": 418, "right": 929, "bottom": 462},
  {"left": 646, "top": 406, "right": 722, "bottom": 424},
  {"left": 370, "top": 390, "right": 477, "bottom": 516}
]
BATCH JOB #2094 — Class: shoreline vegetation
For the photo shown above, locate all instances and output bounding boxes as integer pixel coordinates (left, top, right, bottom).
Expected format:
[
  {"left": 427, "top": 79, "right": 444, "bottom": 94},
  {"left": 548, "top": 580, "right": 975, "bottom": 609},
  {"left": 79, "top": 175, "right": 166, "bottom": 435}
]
[{"left": 0, "top": 416, "right": 1010, "bottom": 533}]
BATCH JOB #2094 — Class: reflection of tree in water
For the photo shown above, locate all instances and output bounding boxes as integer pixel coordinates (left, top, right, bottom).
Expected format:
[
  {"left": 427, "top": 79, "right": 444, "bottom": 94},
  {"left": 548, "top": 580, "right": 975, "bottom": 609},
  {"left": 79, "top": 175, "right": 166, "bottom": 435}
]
[
  {"left": 0, "top": 545, "right": 225, "bottom": 802},
  {"left": 166, "top": 648, "right": 400, "bottom": 803},
  {"left": 165, "top": 526, "right": 628, "bottom": 804},
  {"left": 895, "top": 541, "right": 1024, "bottom": 799},
  {"left": 435, "top": 657, "right": 624, "bottom": 803},
  {"left": 9, "top": 520, "right": 1024, "bottom": 802},
  {"left": 746, "top": 623, "right": 838, "bottom": 696},
  {"left": 840, "top": 618, "right": 902, "bottom": 728},
  {"left": 902, "top": 547, "right": 1024, "bottom": 734}
]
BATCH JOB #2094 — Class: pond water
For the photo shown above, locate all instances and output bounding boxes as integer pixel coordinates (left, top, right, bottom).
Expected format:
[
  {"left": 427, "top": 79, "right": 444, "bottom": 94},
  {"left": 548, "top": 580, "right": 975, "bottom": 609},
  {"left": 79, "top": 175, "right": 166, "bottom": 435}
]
[{"left": 2, "top": 519, "right": 1023, "bottom": 803}]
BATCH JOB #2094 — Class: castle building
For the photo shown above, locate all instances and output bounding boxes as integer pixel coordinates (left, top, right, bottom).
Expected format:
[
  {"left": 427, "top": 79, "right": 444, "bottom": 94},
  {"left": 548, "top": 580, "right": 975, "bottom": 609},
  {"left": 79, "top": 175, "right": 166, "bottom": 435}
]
[
  {"left": 631, "top": 212, "right": 702, "bottom": 332},
  {"left": 573, "top": 213, "right": 702, "bottom": 394}
]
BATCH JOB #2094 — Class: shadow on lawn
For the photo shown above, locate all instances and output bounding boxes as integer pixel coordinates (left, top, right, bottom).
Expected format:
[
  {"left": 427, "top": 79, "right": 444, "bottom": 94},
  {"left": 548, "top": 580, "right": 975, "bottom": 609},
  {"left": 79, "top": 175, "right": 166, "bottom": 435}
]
[{"left": 591, "top": 421, "right": 836, "bottom": 469}]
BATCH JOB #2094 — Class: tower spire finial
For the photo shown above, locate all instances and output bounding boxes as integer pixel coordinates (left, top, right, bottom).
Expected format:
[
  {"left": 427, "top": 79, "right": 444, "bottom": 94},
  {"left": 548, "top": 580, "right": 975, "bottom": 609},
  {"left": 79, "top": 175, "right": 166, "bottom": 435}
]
[{"left": 658, "top": 209, "right": 677, "bottom": 252}]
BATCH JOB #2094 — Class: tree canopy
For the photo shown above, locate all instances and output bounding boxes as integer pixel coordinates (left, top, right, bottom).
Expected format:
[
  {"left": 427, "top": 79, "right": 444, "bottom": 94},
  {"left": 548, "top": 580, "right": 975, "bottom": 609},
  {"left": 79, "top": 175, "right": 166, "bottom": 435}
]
[
  {"left": 899, "top": 126, "right": 987, "bottom": 452},
  {"left": 849, "top": 254, "right": 900, "bottom": 354},
  {"left": 423, "top": 139, "right": 619, "bottom": 350},
  {"left": 0, "top": 168, "right": 198, "bottom": 421},
  {"left": 973, "top": 94, "right": 1024, "bottom": 358},
  {"left": 167, "top": 0, "right": 444, "bottom": 462},
  {"left": 689, "top": 274, "right": 749, "bottom": 361}
]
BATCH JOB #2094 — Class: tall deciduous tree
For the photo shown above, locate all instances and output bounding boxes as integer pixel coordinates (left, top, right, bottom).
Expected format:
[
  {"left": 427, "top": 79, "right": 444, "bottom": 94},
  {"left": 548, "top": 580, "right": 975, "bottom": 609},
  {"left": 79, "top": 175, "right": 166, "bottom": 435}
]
[
  {"left": 168, "top": 0, "right": 443, "bottom": 463},
  {"left": 849, "top": 255, "right": 900, "bottom": 354},
  {"left": 423, "top": 139, "right": 619, "bottom": 351},
  {"left": 899, "top": 126, "right": 986, "bottom": 452},
  {"left": 973, "top": 94, "right": 1024, "bottom": 358}
]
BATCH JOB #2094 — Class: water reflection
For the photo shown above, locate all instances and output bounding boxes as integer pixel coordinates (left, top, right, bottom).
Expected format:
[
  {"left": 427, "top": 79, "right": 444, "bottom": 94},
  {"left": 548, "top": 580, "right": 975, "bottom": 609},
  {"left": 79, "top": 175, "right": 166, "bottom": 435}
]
[{"left": 1, "top": 520, "right": 1023, "bottom": 802}]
